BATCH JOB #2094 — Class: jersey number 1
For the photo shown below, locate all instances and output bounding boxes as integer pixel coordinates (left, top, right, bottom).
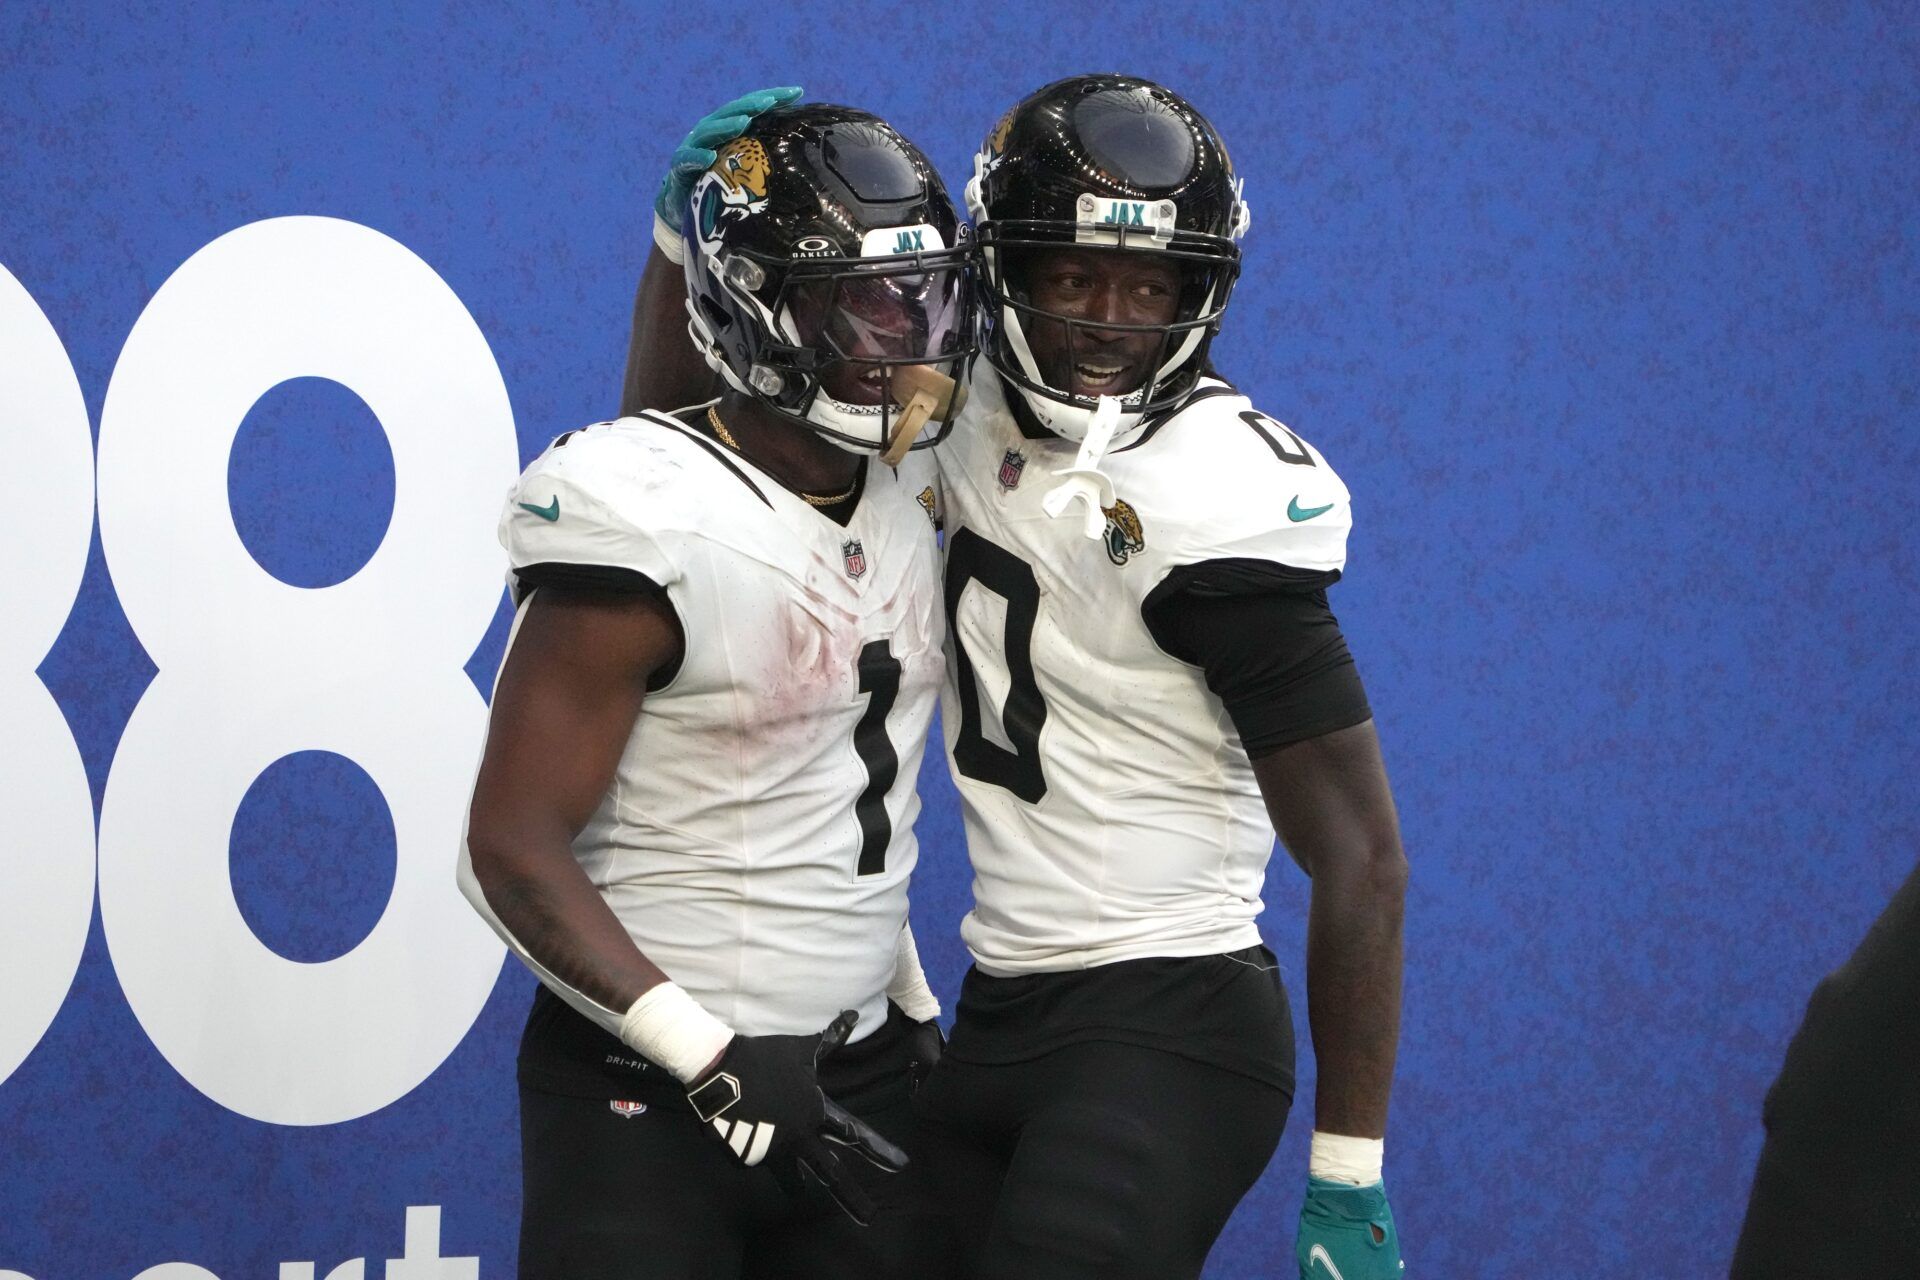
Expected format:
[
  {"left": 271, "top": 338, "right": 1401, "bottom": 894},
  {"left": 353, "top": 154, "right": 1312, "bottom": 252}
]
[{"left": 852, "top": 639, "right": 902, "bottom": 877}]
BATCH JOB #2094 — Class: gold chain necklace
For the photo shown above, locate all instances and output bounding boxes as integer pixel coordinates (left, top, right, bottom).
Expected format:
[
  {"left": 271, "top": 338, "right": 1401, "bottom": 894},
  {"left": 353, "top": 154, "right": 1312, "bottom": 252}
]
[{"left": 707, "top": 406, "right": 857, "bottom": 507}]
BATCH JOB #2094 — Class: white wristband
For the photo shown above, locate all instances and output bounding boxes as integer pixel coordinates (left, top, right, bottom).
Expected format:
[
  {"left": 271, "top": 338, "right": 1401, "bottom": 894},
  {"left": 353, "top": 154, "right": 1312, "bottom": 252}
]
[
  {"left": 617, "top": 981, "right": 733, "bottom": 1085},
  {"left": 652, "top": 211, "right": 687, "bottom": 266},
  {"left": 886, "top": 923, "right": 942, "bottom": 1023},
  {"left": 1309, "top": 1130, "right": 1384, "bottom": 1185}
]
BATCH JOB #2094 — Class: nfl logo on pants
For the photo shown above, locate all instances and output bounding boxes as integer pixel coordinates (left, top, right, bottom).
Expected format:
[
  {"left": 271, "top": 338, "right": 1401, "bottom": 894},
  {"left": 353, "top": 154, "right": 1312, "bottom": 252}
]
[{"left": 843, "top": 539, "right": 867, "bottom": 580}]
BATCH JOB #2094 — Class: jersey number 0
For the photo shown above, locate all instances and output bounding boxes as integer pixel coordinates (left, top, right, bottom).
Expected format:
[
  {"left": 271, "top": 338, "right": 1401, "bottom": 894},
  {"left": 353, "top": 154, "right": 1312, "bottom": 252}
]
[{"left": 943, "top": 528, "right": 1048, "bottom": 804}]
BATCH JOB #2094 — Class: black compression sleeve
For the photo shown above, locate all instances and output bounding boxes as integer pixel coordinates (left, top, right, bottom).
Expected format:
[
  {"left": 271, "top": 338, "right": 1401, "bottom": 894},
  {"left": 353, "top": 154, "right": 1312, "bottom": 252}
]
[
  {"left": 512, "top": 561, "right": 667, "bottom": 597},
  {"left": 1142, "top": 559, "right": 1372, "bottom": 758}
]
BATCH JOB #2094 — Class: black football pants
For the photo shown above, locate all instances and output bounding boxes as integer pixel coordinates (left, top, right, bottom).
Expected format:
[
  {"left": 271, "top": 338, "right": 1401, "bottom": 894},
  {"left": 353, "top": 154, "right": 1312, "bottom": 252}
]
[
  {"left": 913, "top": 1041, "right": 1293, "bottom": 1280},
  {"left": 517, "top": 1084, "right": 932, "bottom": 1279},
  {"left": 1730, "top": 862, "right": 1920, "bottom": 1278}
]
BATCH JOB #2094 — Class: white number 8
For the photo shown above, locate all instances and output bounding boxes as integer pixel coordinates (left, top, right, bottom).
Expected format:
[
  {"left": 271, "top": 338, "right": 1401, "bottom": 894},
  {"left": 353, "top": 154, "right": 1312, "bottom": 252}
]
[
  {"left": 96, "top": 218, "right": 515, "bottom": 1124},
  {"left": 0, "top": 265, "right": 98, "bottom": 1089}
]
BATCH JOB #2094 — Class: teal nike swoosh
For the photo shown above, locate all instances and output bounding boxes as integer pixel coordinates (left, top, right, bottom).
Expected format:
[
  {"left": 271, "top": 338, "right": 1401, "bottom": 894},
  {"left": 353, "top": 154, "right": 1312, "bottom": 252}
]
[
  {"left": 1288, "top": 496, "right": 1334, "bottom": 522},
  {"left": 518, "top": 497, "right": 560, "bottom": 522}
]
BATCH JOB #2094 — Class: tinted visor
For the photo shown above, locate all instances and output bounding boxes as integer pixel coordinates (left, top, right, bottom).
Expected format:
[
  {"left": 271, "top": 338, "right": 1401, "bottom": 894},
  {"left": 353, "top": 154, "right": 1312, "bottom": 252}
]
[{"left": 781, "top": 265, "right": 968, "bottom": 405}]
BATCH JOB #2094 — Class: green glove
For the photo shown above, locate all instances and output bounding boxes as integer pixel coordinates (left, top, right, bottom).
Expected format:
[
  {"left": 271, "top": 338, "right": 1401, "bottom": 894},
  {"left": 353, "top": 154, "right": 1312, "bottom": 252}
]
[
  {"left": 1297, "top": 1178, "right": 1405, "bottom": 1279},
  {"left": 654, "top": 86, "right": 804, "bottom": 226}
]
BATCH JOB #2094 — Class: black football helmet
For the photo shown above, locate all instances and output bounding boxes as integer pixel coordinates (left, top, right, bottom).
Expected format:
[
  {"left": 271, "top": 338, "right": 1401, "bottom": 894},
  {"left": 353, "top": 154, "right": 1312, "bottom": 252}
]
[
  {"left": 966, "top": 74, "right": 1250, "bottom": 440},
  {"left": 679, "top": 104, "right": 974, "bottom": 455}
]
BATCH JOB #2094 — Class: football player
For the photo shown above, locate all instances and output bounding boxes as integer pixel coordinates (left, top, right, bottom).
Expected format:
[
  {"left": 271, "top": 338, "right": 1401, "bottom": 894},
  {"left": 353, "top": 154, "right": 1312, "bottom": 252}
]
[
  {"left": 627, "top": 78, "right": 1410, "bottom": 1280},
  {"left": 460, "top": 99, "right": 970, "bottom": 1278}
]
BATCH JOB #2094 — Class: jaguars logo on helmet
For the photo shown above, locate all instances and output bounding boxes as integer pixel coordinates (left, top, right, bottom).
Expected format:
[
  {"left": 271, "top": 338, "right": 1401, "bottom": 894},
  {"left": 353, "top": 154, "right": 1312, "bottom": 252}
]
[
  {"left": 1101, "top": 499, "right": 1145, "bottom": 566},
  {"left": 715, "top": 138, "right": 770, "bottom": 197},
  {"left": 985, "top": 108, "right": 1015, "bottom": 163},
  {"left": 693, "top": 138, "right": 773, "bottom": 248}
]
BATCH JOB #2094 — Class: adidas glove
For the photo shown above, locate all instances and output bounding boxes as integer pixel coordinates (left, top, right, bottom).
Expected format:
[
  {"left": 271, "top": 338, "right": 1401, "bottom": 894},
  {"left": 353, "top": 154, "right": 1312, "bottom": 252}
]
[{"left": 685, "top": 1009, "right": 907, "bottom": 1225}]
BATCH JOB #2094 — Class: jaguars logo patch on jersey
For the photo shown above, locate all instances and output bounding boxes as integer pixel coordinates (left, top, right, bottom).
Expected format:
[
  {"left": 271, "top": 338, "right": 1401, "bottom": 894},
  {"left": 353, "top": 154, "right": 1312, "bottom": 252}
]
[
  {"left": 916, "top": 486, "right": 938, "bottom": 525},
  {"left": 1101, "top": 498, "right": 1145, "bottom": 565}
]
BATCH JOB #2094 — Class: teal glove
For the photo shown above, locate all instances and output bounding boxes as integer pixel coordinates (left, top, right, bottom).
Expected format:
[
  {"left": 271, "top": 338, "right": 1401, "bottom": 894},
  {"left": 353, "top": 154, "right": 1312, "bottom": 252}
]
[
  {"left": 1297, "top": 1178, "right": 1405, "bottom": 1279},
  {"left": 654, "top": 86, "right": 804, "bottom": 225}
]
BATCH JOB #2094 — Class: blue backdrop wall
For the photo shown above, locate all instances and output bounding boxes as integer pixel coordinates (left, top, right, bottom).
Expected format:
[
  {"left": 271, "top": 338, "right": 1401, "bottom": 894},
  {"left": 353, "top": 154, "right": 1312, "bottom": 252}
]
[{"left": 3, "top": 3, "right": 1916, "bottom": 1276}]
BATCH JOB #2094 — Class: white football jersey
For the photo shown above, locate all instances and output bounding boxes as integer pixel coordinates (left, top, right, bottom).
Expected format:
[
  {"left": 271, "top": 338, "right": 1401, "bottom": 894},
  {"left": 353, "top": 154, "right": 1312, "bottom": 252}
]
[
  {"left": 462, "top": 411, "right": 945, "bottom": 1042},
  {"left": 935, "top": 374, "right": 1352, "bottom": 974}
]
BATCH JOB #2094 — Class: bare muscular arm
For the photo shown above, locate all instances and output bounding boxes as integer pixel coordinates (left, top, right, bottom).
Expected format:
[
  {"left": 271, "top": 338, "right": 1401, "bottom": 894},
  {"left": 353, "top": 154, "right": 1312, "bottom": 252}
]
[
  {"left": 1253, "top": 718, "right": 1408, "bottom": 1138},
  {"left": 465, "top": 587, "right": 684, "bottom": 1013}
]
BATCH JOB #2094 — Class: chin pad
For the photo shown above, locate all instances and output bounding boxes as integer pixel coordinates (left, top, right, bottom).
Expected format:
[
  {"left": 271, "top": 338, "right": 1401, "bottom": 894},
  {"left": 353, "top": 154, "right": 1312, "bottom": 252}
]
[{"left": 881, "top": 364, "right": 968, "bottom": 465}]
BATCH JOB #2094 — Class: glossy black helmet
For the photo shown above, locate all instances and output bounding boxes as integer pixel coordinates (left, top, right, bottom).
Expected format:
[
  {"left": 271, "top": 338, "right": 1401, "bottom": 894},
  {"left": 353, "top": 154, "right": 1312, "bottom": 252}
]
[
  {"left": 680, "top": 104, "right": 974, "bottom": 455},
  {"left": 966, "top": 74, "right": 1250, "bottom": 440}
]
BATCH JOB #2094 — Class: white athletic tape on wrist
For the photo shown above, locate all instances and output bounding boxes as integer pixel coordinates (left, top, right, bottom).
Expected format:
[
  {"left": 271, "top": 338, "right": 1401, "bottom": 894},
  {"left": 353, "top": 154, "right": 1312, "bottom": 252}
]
[
  {"left": 653, "top": 211, "right": 687, "bottom": 266},
  {"left": 618, "top": 981, "right": 734, "bottom": 1085},
  {"left": 886, "top": 923, "right": 942, "bottom": 1023},
  {"left": 1309, "top": 1130, "right": 1385, "bottom": 1185}
]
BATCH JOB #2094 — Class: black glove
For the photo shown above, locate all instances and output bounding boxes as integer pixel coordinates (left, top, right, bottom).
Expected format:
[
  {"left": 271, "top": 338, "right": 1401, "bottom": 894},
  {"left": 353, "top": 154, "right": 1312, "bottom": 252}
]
[
  {"left": 685, "top": 1009, "right": 909, "bottom": 1225},
  {"left": 907, "top": 1018, "right": 944, "bottom": 1093}
]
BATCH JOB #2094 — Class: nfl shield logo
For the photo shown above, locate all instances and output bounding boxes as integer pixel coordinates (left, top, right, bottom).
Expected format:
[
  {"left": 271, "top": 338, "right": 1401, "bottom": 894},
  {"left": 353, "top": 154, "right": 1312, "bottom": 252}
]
[
  {"left": 608, "top": 1100, "right": 648, "bottom": 1119},
  {"left": 998, "top": 448, "right": 1027, "bottom": 490},
  {"left": 843, "top": 539, "right": 868, "bottom": 580}
]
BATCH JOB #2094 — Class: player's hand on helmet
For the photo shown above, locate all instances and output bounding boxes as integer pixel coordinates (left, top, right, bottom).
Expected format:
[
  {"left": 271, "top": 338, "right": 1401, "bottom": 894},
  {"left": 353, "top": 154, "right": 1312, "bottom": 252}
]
[
  {"left": 685, "top": 1008, "right": 908, "bottom": 1225},
  {"left": 1296, "top": 1178, "right": 1405, "bottom": 1279},
  {"left": 654, "top": 86, "right": 803, "bottom": 225}
]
